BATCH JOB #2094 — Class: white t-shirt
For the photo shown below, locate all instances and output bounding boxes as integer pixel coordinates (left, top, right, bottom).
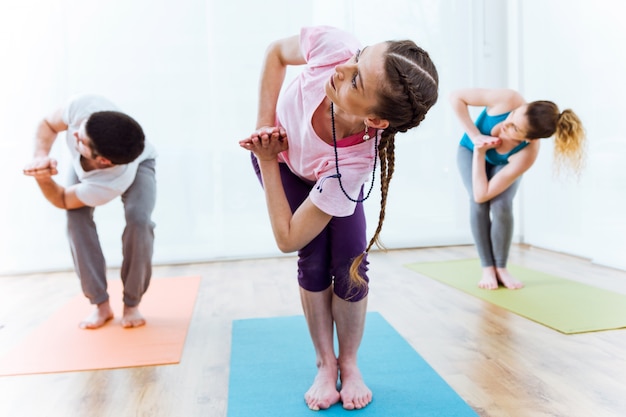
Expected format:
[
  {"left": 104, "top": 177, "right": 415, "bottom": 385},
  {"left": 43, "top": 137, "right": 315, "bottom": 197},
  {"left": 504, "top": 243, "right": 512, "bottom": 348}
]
[
  {"left": 275, "top": 26, "right": 378, "bottom": 217},
  {"left": 62, "top": 94, "right": 157, "bottom": 207}
]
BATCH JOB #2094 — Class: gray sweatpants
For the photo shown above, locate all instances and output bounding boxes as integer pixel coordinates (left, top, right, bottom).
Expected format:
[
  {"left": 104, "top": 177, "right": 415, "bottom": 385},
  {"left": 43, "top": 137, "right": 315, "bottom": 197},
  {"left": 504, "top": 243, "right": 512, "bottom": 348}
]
[
  {"left": 66, "top": 158, "right": 156, "bottom": 307},
  {"left": 457, "top": 146, "right": 520, "bottom": 268}
]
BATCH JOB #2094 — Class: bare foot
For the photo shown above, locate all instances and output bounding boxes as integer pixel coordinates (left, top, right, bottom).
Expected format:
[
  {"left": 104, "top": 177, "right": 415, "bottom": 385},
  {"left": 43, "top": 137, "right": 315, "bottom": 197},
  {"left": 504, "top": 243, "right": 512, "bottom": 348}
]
[
  {"left": 496, "top": 267, "right": 524, "bottom": 289},
  {"left": 478, "top": 267, "right": 499, "bottom": 290},
  {"left": 339, "top": 363, "right": 372, "bottom": 410},
  {"left": 79, "top": 300, "right": 114, "bottom": 329},
  {"left": 304, "top": 363, "right": 340, "bottom": 410},
  {"left": 121, "top": 305, "right": 146, "bottom": 328}
]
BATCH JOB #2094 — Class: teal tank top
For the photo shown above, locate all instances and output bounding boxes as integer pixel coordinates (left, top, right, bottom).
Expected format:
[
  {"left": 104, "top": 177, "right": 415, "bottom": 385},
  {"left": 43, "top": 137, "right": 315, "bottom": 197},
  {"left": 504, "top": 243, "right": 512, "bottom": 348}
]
[{"left": 459, "top": 108, "right": 529, "bottom": 165}]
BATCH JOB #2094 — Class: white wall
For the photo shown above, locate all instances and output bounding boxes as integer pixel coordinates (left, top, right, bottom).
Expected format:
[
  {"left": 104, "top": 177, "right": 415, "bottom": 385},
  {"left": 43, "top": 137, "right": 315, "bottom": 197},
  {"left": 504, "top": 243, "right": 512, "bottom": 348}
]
[
  {"left": 2, "top": 0, "right": 622, "bottom": 275},
  {"left": 515, "top": 0, "right": 626, "bottom": 270},
  {"left": 1, "top": 0, "right": 482, "bottom": 275}
]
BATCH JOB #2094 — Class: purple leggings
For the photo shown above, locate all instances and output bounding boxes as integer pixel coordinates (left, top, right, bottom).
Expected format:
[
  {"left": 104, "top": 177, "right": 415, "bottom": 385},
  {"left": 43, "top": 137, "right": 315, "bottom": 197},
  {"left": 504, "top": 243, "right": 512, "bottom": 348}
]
[{"left": 251, "top": 153, "right": 369, "bottom": 301}]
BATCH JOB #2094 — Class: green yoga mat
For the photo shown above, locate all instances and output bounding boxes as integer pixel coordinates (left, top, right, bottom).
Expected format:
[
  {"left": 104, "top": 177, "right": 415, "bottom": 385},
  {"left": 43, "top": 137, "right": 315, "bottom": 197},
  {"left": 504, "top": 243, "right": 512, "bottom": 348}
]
[{"left": 406, "top": 259, "right": 626, "bottom": 334}]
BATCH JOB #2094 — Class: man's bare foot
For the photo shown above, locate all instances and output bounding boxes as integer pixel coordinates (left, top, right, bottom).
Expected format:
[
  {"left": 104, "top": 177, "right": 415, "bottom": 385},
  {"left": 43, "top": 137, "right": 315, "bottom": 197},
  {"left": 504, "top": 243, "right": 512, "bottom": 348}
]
[
  {"left": 339, "top": 363, "right": 372, "bottom": 410},
  {"left": 304, "top": 364, "right": 340, "bottom": 410},
  {"left": 79, "top": 301, "right": 114, "bottom": 329},
  {"left": 496, "top": 267, "right": 524, "bottom": 289},
  {"left": 121, "top": 305, "right": 146, "bottom": 328},
  {"left": 478, "top": 267, "right": 499, "bottom": 290}
]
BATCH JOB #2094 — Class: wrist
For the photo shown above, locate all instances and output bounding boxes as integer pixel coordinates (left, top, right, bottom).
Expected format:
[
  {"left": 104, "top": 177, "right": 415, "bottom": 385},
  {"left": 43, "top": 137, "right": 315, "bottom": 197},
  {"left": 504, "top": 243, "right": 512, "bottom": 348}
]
[
  {"left": 35, "top": 175, "right": 55, "bottom": 184},
  {"left": 257, "top": 156, "right": 279, "bottom": 164}
]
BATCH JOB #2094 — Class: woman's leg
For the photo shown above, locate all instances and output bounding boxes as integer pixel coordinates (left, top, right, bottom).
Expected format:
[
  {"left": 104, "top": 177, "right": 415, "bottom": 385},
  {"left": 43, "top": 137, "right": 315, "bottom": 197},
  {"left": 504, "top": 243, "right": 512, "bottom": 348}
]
[
  {"left": 299, "top": 287, "right": 341, "bottom": 410},
  {"left": 457, "top": 146, "right": 496, "bottom": 266},
  {"left": 490, "top": 165, "right": 523, "bottom": 289},
  {"left": 457, "top": 146, "right": 499, "bottom": 288},
  {"left": 327, "top": 195, "right": 371, "bottom": 409},
  {"left": 251, "top": 154, "right": 340, "bottom": 410}
]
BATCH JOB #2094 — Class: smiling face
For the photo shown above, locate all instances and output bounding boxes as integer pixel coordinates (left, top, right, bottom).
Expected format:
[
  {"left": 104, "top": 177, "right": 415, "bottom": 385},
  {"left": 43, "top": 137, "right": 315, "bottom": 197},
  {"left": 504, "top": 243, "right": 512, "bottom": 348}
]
[
  {"left": 324, "top": 42, "right": 388, "bottom": 119},
  {"left": 499, "top": 105, "right": 531, "bottom": 141}
]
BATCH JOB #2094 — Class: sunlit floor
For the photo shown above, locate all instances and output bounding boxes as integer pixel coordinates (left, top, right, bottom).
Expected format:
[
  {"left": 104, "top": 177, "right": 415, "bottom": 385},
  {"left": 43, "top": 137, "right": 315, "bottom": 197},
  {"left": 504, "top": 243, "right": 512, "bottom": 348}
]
[{"left": 1, "top": 244, "right": 625, "bottom": 417}]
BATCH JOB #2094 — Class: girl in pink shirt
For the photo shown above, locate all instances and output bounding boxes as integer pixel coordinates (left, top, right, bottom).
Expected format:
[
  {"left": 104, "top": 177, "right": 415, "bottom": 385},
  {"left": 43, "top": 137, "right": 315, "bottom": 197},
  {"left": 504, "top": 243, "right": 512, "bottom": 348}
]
[{"left": 240, "top": 26, "right": 438, "bottom": 411}]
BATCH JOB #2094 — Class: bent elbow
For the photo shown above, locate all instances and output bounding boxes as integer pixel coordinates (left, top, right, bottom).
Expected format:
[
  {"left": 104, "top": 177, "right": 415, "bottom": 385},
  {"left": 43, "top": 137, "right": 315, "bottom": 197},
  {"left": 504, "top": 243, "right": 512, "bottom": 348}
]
[
  {"left": 276, "top": 243, "right": 292, "bottom": 253},
  {"left": 473, "top": 193, "right": 490, "bottom": 204},
  {"left": 275, "top": 239, "right": 299, "bottom": 254}
]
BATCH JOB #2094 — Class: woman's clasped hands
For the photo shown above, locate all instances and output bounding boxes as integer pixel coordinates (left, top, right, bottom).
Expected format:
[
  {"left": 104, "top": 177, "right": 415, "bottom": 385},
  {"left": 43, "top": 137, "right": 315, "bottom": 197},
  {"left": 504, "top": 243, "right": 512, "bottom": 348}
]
[
  {"left": 239, "top": 126, "right": 288, "bottom": 161},
  {"left": 472, "top": 134, "right": 502, "bottom": 152}
]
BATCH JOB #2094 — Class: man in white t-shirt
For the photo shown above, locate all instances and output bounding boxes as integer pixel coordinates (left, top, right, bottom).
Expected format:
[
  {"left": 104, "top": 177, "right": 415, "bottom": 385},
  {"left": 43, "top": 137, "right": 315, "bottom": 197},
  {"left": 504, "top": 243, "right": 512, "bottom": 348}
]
[{"left": 23, "top": 94, "right": 157, "bottom": 329}]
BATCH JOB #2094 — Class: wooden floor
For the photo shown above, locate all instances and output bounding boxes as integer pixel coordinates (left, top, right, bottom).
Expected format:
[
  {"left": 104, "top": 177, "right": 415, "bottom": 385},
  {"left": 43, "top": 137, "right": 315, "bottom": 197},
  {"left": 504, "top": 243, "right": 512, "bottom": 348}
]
[{"left": 1, "top": 244, "right": 625, "bottom": 417}]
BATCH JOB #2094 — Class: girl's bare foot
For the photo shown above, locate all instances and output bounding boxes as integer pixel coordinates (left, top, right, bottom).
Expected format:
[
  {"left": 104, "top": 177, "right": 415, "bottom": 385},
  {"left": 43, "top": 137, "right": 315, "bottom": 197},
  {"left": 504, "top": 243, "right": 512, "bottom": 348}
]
[
  {"left": 121, "top": 305, "right": 146, "bottom": 328},
  {"left": 304, "top": 363, "right": 340, "bottom": 410},
  {"left": 478, "top": 267, "right": 499, "bottom": 290},
  {"left": 79, "top": 300, "right": 114, "bottom": 329},
  {"left": 496, "top": 267, "right": 524, "bottom": 289},
  {"left": 339, "top": 363, "right": 372, "bottom": 410}
]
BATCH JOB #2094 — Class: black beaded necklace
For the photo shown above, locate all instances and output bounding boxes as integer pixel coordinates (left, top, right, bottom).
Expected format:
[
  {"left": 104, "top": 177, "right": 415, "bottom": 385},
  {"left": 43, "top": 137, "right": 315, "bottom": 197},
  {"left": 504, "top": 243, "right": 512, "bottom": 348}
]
[{"left": 330, "top": 102, "right": 378, "bottom": 203}]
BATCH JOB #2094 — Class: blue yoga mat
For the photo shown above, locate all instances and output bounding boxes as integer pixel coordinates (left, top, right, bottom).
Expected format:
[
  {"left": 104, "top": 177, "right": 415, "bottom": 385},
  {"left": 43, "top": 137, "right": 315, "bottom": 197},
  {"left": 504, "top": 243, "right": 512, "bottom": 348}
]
[{"left": 227, "top": 312, "right": 478, "bottom": 416}]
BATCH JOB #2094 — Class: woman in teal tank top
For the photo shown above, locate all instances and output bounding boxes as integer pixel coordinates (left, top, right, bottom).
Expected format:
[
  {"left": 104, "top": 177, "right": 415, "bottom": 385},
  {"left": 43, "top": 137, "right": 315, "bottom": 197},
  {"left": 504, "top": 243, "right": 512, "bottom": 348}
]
[{"left": 450, "top": 88, "right": 586, "bottom": 290}]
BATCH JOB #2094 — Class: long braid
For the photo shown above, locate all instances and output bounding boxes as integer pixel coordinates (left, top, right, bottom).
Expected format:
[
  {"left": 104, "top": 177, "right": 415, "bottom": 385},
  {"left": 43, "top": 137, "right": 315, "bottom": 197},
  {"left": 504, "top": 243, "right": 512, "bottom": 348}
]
[
  {"left": 348, "top": 132, "right": 395, "bottom": 287},
  {"left": 369, "top": 133, "right": 395, "bottom": 251},
  {"left": 346, "top": 39, "right": 438, "bottom": 291}
]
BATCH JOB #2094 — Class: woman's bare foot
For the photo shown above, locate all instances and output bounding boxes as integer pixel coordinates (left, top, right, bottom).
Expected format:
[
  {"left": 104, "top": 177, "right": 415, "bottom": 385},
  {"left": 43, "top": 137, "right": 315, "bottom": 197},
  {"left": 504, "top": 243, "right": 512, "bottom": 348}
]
[
  {"left": 121, "top": 305, "right": 146, "bottom": 328},
  {"left": 339, "top": 363, "right": 372, "bottom": 410},
  {"left": 79, "top": 300, "right": 114, "bottom": 329},
  {"left": 304, "top": 363, "right": 340, "bottom": 410},
  {"left": 496, "top": 267, "right": 524, "bottom": 289},
  {"left": 478, "top": 267, "right": 499, "bottom": 290}
]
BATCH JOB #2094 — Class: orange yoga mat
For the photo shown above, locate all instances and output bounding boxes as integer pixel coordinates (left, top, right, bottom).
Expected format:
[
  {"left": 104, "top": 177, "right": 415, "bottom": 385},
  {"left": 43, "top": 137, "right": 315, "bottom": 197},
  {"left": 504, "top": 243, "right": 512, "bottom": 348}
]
[{"left": 0, "top": 276, "right": 201, "bottom": 376}]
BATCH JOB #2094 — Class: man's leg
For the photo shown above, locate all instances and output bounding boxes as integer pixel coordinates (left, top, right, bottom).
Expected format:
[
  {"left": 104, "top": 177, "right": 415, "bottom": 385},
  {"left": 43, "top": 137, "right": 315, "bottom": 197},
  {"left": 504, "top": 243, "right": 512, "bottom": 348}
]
[
  {"left": 120, "top": 159, "right": 156, "bottom": 328},
  {"left": 67, "top": 171, "right": 112, "bottom": 329}
]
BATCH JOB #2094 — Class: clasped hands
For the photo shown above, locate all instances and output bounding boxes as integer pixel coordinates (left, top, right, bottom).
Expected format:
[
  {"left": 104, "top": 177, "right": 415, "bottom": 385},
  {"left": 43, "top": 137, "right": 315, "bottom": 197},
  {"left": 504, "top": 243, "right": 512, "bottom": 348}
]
[
  {"left": 239, "top": 126, "right": 288, "bottom": 161},
  {"left": 472, "top": 134, "right": 502, "bottom": 152},
  {"left": 23, "top": 156, "right": 58, "bottom": 179}
]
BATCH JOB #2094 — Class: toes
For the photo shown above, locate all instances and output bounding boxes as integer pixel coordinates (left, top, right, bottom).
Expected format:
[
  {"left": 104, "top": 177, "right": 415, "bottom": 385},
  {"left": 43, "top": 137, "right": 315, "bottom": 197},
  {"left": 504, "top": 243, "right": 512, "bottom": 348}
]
[
  {"left": 306, "top": 401, "right": 319, "bottom": 411},
  {"left": 121, "top": 318, "right": 146, "bottom": 328}
]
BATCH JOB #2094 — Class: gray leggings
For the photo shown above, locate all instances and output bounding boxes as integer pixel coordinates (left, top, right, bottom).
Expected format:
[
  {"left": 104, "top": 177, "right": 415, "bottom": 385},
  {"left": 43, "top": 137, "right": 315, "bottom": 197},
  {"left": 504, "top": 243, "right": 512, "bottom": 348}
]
[
  {"left": 67, "top": 159, "right": 156, "bottom": 306},
  {"left": 457, "top": 146, "right": 520, "bottom": 268}
]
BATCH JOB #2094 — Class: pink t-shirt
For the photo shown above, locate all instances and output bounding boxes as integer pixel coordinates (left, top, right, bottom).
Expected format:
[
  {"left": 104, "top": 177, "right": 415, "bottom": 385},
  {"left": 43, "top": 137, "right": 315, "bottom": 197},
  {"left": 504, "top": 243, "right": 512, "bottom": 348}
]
[{"left": 275, "top": 26, "right": 379, "bottom": 217}]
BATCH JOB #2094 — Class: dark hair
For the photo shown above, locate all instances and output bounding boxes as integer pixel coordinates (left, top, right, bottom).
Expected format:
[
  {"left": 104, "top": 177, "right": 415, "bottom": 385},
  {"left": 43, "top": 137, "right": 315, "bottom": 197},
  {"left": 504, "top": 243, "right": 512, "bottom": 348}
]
[
  {"left": 85, "top": 111, "right": 145, "bottom": 164},
  {"left": 349, "top": 40, "right": 439, "bottom": 289},
  {"left": 525, "top": 101, "right": 586, "bottom": 176}
]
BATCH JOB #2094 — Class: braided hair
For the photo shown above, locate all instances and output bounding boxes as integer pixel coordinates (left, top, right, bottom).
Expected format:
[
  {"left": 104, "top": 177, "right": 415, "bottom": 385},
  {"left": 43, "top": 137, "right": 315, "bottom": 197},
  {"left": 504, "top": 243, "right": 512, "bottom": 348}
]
[{"left": 348, "top": 40, "right": 439, "bottom": 290}]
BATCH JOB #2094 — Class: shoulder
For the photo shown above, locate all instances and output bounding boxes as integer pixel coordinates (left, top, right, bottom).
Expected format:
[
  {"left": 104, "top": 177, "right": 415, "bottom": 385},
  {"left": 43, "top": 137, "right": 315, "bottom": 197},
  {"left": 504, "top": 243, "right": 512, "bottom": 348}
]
[
  {"left": 300, "top": 26, "right": 360, "bottom": 66},
  {"left": 62, "top": 94, "right": 119, "bottom": 125},
  {"left": 509, "top": 140, "right": 540, "bottom": 169},
  {"left": 487, "top": 89, "right": 526, "bottom": 114}
]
